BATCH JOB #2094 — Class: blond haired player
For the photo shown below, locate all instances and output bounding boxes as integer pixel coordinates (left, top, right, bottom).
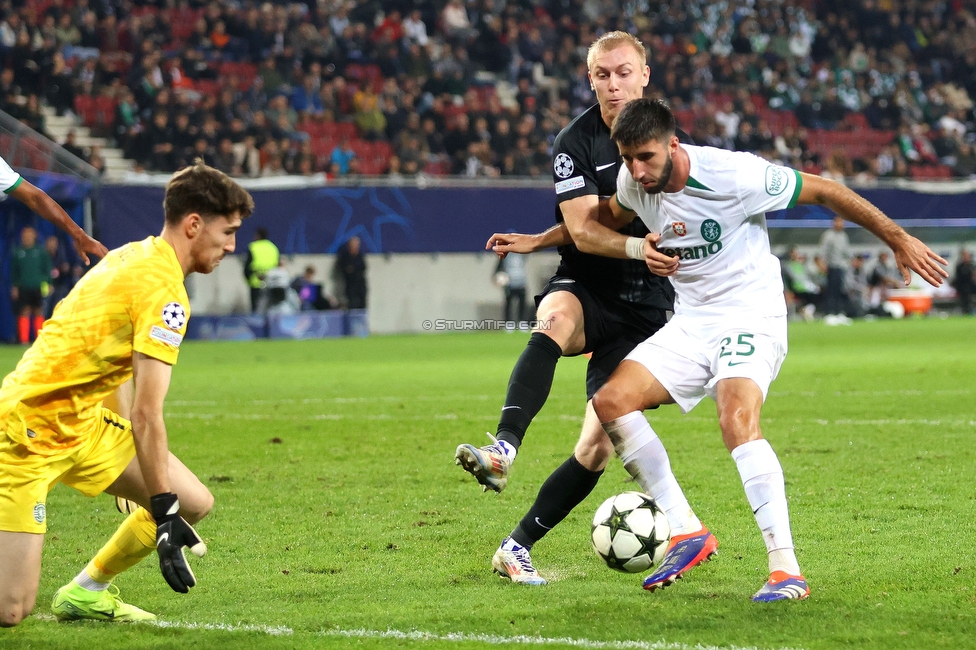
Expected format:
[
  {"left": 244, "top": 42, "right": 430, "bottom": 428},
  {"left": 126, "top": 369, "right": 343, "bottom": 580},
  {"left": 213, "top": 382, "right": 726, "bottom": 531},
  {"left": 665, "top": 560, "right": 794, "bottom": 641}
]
[{"left": 0, "top": 162, "right": 253, "bottom": 626}]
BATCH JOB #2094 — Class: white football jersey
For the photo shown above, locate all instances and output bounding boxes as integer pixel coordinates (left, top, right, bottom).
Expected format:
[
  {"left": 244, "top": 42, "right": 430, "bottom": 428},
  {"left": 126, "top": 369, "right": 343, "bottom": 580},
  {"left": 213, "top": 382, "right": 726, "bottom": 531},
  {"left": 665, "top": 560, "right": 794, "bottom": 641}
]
[
  {"left": 0, "top": 155, "right": 23, "bottom": 201},
  {"left": 616, "top": 145, "right": 802, "bottom": 319}
]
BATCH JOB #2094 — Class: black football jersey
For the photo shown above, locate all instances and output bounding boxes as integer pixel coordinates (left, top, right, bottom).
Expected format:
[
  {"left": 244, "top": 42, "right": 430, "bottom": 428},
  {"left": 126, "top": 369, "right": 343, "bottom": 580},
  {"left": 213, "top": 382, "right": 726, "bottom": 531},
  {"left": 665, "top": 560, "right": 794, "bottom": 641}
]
[{"left": 550, "top": 103, "right": 684, "bottom": 310}]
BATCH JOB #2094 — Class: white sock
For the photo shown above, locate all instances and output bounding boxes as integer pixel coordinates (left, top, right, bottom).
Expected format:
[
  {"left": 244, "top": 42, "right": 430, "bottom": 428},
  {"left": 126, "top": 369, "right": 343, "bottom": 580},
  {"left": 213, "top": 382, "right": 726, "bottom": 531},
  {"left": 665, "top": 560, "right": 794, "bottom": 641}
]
[
  {"left": 75, "top": 570, "right": 110, "bottom": 592},
  {"left": 496, "top": 440, "right": 517, "bottom": 462},
  {"left": 731, "top": 438, "right": 801, "bottom": 576},
  {"left": 603, "top": 412, "right": 701, "bottom": 536}
]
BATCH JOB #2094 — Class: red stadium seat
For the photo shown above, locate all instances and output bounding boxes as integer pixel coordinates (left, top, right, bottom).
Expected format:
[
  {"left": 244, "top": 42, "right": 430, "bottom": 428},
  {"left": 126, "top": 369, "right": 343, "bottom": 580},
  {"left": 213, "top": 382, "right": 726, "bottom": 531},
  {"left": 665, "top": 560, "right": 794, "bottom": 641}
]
[
  {"left": 74, "top": 95, "right": 97, "bottom": 127},
  {"left": 910, "top": 165, "right": 952, "bottom": 180},
  {"left": 94, "top": 96, "right": 118, "bottom": 127},
  {"left": 335, "top": 122, "right": 358, "bottom": 140}
]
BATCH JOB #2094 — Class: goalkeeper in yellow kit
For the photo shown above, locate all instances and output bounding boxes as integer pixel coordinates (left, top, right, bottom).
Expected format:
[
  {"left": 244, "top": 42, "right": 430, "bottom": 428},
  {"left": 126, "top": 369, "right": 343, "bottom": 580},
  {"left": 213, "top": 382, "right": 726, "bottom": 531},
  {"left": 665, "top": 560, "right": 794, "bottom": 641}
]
[{"left": 0, "top": 162, "right": 253, "bottom": 626}]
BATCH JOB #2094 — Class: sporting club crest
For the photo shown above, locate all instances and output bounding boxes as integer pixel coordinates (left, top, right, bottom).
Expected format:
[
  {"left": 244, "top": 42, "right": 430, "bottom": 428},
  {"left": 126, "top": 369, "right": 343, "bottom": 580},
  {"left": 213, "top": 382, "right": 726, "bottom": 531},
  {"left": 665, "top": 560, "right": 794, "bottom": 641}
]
[{"left": 700, "top": 219, "right": 722, "bottom": 243}]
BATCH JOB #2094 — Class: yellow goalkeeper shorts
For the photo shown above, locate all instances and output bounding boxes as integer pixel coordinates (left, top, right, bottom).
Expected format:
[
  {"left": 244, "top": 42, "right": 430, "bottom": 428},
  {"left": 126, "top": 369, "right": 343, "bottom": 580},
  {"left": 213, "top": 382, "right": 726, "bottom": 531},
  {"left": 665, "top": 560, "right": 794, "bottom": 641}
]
[{"left": 0, "top": 407, "right": 136, "bottom": 534}]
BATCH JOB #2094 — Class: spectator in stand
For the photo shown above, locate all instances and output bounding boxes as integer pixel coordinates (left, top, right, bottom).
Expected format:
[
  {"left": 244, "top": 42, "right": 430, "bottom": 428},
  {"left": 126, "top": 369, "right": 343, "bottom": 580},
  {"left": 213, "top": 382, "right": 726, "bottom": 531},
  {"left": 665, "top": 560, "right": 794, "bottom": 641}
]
[
  {"left": 372, "top": 10, "right": 403, "bottom": 46},
  {"left": 45, "top": 52, "right": 75, "bottom": 117},
  {"left": 353, "top": 85, "right": 386, "bottom": 140},
  {"left": 234, "top": 135, "right": 261, "bottom": 178},
  {"left": 444, "top": 113, "right": 474, "bottom": 164},
  {"left": 329, "top": 136, "right": 356, "bottom": 175},
  {"left": 54, "top": 13, "right": 81, "bottom": 50},
  {"left": 20, "top": 94, "right": 46, "bottom": 136},
  {"left": 402, "top": 10, "right": 429, "bottom": 47},
  {"left": 441, "top": 0, "right": 476, "bottom": 43},
  {"left": 953, "top": 142, "right": 976, "bottom": 178},
  {"left": 292, "top": 73, "right": 323, "bottom": 118},
  {"left": 821, "top": 151, "right": 854, "bottom": 183},
  {"left": 214, "top": 138, "right": 239, "bottom": 175},
  {"left": 14, "top": 0, "right": 976, "bottom": 183},
  {"left": 147, "top": 112, "right": 176, "bottom": 171},
  {"left": 87, "top": 145, "right": 106, "bottom": 176},
  {"left": 190, "top": 138, "right": 217, "bottom": 169},
  {"left": 61, "top": 130, "right": 87, "bottom": 162},
  {"left": 266, "top": 94, "right": 298, "bottom": 132}
]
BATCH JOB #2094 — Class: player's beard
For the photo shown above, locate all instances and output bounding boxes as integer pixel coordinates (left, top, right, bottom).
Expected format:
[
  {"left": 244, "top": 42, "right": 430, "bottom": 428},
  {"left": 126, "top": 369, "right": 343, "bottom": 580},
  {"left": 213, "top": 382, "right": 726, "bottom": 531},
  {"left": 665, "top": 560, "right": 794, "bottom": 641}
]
[{"left": 642, "top": 153, "right": 673, "bottom": 194}]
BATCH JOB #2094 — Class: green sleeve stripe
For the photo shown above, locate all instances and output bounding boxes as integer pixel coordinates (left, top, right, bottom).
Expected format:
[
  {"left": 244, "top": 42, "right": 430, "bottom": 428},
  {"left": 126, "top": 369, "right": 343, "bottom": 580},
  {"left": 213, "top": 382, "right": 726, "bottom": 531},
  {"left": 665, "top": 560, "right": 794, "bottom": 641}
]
[
  {"left": 614, "top": 194, "right": 635, "bottom": 212},
  {"left": 4, "top": 176, "right": 23, "bottom": 194},
  {"left": 787, "top": 169, "right": 803, "bottom": 208}
]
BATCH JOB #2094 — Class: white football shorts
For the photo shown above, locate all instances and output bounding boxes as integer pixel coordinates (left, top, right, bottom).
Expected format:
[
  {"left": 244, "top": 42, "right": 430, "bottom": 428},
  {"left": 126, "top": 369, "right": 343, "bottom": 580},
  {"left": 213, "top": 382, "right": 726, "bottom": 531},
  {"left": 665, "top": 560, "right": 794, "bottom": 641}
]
[{"left": 624, "top": 313, "right": 788, "bottom": 413}]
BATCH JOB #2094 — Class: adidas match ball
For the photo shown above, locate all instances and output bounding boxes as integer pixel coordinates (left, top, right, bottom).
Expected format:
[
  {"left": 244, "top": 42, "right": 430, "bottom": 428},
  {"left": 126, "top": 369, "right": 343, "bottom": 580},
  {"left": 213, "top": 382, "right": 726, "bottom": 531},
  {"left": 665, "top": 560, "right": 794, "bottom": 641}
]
[{"left": 591, "top": 492, "right": 671, "bottom": 573}]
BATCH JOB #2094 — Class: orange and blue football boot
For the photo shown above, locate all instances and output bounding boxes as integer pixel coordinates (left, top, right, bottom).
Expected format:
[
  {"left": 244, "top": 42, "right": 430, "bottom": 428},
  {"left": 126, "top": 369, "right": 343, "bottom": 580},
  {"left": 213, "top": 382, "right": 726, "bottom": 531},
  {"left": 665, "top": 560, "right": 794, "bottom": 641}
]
[
  {"left": 643, "top": 525, "right": 718, "bottom": 591},
  {"left": 752, "top": 571, "right": 810, "bottom": 602}
]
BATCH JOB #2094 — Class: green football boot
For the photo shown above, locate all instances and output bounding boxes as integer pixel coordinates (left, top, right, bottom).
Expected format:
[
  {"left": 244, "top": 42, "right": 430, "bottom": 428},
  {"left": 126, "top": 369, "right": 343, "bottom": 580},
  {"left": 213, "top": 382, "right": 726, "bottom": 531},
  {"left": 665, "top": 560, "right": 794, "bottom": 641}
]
[{"left": 52, "top": 581, "right": 156, "bottom": 622}]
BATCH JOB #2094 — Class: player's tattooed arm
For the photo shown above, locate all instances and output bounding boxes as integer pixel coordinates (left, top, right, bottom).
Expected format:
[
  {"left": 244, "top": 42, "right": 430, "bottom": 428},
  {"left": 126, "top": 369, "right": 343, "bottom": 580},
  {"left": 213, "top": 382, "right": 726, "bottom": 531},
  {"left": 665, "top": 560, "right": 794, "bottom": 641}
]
[
  {"left": 486, "top": 224, "right": 572, "bottom": 258},
  {"left": 796, "top": 173, "right": 948, "bottom": 287}
]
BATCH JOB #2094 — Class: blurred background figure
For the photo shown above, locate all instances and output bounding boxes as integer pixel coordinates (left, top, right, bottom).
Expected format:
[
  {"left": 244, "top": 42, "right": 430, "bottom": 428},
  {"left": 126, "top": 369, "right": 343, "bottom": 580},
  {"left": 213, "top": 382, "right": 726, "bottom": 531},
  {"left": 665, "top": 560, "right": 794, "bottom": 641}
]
[
  {"left": 263, "top": 260, "right": 298, "bottom": 314},
  {"left": 820, "top": 216, "right": 851, "bottom": 325},
  {"left": 494, "top": 251, "right": 528, "bottom": 325},
  {"left": 867, "top": 251, "right": 901, "bottom": 311},
  {"left": 10, "top": 226, "right": 51, "bottom": 343},
  {"left": 781, "top": 247, "right": 821, "bottom": 321},
  {"left": 292, "top": 265, "right": 338, "bottom": 311},
  {"left": 43, "top": 235, "right": 74, "bottom": 318},
  {"left": 243, "top": 228, "right": 280, "bottom": 313},
  {"left": 953, "top": 250, "right": 974, "bottom": 315},
  {"left": 333, "top": 236, "right": 367, "bottom": 310}
]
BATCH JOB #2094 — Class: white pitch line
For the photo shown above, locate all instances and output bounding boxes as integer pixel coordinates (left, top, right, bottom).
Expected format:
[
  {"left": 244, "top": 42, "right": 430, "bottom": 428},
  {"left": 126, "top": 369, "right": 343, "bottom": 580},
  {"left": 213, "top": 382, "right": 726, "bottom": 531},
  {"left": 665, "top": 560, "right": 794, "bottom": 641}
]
[
  {"left": 33, "top": 614, "right": 292, "bottom": 635},
  {"left": 153, "top": 620, "right": 293, "bottom": 635},
  {"left": 321, "top": 627, "right": 804, "bottom": 650},
  {"left": 167, "top": 395, "right": 496, "bottom": 406},
  {"left": 166, "top": 388, "right": 971, "bottom": 408},
  {"left": 164, "top": 412, "right": 976, "bottom": 428},
  {"left": 31, "top": 615, "right": 802, "bottom": 650},
  {"left": 768, "top": 389, "right": 971, "bottom": 398},
  {"left": 815, "top": 418, "right": 976, "bottom": 427}
]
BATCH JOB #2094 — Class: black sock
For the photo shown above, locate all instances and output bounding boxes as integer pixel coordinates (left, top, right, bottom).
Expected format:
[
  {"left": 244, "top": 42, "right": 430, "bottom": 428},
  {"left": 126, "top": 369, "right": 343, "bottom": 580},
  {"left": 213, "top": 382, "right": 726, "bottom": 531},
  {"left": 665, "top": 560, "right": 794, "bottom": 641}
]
[
  {"left": 495, "top": 332, "right": 563, "bottom": 450},
  {"left": 510, "top": 455, "right": 603, "bottom": 548}
]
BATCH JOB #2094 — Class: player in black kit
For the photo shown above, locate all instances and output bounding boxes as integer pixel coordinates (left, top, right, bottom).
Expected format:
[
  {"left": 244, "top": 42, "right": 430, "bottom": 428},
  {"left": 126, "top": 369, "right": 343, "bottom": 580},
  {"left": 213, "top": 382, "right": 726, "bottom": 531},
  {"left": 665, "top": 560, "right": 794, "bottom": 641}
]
[{"left": 455, "top": 32, "right": 717, "bottom": 587}]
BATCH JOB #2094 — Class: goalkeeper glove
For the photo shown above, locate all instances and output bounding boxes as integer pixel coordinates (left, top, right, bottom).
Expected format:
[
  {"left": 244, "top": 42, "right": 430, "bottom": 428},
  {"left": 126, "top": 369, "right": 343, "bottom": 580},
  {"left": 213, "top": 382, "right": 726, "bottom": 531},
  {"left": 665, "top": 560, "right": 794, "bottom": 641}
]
[{"left": 150, "top": 492, "right": 208, "bottom": 593}]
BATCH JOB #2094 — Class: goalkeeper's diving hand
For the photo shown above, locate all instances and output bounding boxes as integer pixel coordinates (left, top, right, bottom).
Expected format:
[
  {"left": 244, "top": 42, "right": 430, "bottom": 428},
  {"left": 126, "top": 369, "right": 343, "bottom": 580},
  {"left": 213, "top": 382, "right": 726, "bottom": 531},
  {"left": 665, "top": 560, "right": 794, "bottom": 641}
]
[{"left": 150, "top": 492, "right": 208, "bottom": 593}]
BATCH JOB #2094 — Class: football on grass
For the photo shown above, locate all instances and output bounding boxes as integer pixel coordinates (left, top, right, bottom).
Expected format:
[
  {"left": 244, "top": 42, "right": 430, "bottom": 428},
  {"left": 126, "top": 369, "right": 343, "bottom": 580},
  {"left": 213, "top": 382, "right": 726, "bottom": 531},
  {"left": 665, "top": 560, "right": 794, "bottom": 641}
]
[{"left": 591, "top": 492, "right": 671, "bottom": 573}]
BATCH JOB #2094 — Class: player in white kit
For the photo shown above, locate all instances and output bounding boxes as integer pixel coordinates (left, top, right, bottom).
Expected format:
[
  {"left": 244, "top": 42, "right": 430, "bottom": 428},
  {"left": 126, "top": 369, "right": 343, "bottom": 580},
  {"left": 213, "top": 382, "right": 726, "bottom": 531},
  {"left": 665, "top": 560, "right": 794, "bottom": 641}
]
[{"left": 590, "top": 99, "right": 947, "bottom": 601}]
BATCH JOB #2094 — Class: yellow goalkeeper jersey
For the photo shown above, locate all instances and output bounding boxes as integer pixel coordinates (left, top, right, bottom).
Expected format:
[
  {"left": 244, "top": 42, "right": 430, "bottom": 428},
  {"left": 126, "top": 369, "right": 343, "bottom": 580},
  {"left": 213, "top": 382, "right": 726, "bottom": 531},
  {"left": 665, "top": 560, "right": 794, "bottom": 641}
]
[{"left": 0, "top": 236, "right": 189, "bottom": 455}]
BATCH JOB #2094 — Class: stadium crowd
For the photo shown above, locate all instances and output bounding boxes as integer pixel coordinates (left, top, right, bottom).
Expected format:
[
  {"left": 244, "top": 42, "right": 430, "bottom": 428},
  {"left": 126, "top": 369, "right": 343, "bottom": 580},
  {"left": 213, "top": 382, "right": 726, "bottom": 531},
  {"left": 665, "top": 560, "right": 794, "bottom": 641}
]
[{"left": 2, "top": 0, "right": 976, "bottom": 180}]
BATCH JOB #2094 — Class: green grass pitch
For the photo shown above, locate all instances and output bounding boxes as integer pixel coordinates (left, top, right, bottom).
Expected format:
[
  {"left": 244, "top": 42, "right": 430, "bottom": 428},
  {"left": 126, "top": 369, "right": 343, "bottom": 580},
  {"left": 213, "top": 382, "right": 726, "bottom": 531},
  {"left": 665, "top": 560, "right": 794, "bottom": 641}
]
[{"left": 1, "top": 318, "right": 974, "bottom": 649}]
